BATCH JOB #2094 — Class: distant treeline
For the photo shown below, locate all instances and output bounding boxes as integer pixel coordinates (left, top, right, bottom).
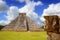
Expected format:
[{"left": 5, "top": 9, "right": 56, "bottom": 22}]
[
  {"left": 40, "top": 26, "right": 44, "bottom": 29},
  {"left": 0, "top": 25, "right": 5, "bottom": 30}
]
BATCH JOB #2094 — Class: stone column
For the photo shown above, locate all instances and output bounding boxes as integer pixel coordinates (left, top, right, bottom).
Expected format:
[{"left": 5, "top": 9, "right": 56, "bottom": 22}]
[{"left": 44, "top": 15, "right": 60, "bottom": 40}]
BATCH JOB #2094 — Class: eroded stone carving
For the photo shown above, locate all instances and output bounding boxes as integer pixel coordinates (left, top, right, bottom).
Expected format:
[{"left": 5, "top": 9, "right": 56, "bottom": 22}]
[
  {"left": 44, "top": 15, "right": 60, "bottom": 40},
  {"left": 44, "top": 16, "right": 59, "bottom": 33}
]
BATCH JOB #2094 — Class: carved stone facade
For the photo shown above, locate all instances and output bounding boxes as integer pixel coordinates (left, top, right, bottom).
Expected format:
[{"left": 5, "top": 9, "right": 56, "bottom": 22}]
[
  {"left": 44, "top": 15, "right": 60, "bottom": 40},
  {"left": 2, "top": 13, "right": 40, "bottom": 31}
]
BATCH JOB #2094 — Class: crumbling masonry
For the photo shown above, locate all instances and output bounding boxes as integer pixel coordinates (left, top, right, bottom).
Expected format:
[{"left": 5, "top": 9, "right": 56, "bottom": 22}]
[{"left": 44, "top": 15, "right": 60, "bottom": 40}]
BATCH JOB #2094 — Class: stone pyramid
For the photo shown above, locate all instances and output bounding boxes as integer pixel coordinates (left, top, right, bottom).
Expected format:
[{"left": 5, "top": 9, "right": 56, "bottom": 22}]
[{"left": 2, "top": 13, "right": 40, "bottom": 31}]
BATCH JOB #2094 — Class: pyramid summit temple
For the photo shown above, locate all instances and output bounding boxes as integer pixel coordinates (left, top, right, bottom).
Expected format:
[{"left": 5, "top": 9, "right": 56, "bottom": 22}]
[{"left": 2, "top": 13, "right": 41, "bottom": 31}]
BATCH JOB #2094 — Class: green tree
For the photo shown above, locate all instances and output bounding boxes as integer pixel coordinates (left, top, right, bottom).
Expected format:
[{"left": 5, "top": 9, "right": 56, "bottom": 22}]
[
  {"left": 0, "top": 25, "right": 5, "bottom": 30},
  {"left": 41, "top": 26, "right": 44, "bottom": 29}
]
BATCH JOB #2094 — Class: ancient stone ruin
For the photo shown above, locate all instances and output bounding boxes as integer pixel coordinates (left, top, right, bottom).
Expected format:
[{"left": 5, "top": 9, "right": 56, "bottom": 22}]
[
  {"left": 2, "top": 13, "right": 40, "bottom": 32},
  {"left": 44, "top": 15, "right": 60, "bottom": 40}
]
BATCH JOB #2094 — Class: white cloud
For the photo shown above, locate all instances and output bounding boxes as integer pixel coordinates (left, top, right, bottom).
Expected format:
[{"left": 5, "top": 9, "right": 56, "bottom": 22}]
[
  {"left": 37, "top": 21, "right": 44, "bottom": 26},
  {"left": 18, "top": 0, "right": 25, "bottom": 3},
  {"left": 18, "top": 0, "right": 43, "bottom": 5},
  {"left": 6, "top": 6, "right": 19, "bottom": 21},
  {"left": 18, "top": 0, "right": 30, "bottom": 3},
  {"left": 27, "top": 12, "right": 38, "bottom": 20},
  {"left": 40, "top": 3, "right": 60, "bottom": 22},
  {"left": 19, "top": 5, "right": 38, "bottom": 20},
  {"left": 0, "top": 0, "right": 43, "bottom": 25},
  {"left": 19, "top": 0, "right": 42, "bottom": 20},
  {"left": 0, "top": 20, "right": 10, "bottom": 26},
  {"left": 0, "top": 0, "right": 8, "bottom": 12},
  {"left": 34, "top": 1, "right": 43, "bottom": 6},
  {"left": 0, "top": 6, "right": 19, "bottom": 25}
]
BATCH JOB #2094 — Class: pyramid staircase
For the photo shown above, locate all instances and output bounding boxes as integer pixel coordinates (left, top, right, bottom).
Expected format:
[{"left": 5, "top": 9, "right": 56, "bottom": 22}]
[{"left": 2, "top": 13, "right": 40, "bottom": 31}]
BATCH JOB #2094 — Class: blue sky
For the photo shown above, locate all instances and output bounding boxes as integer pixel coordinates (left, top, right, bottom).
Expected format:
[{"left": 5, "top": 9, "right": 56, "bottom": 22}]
[{"left": 0, "top": 0, "right": 60, "bottom": 25}]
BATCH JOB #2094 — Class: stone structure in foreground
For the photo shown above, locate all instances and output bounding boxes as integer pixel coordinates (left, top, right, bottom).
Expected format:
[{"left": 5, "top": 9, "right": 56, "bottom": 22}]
[
  {"left": 44, "top": 15, "right": 60, "bottom": 40},
  {"left": 2, "top": 13, "right": 40, "bottom": 31}
]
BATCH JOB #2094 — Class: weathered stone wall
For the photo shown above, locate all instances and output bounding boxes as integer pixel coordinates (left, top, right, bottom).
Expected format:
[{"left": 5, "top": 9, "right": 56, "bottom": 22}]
[
  {"left": 27, "top": 17, "right": 40, "bottom": 31},
  {"left": 47, "top": 33, "right": 60, "bottom": 40},
  {"left": 44, "top": 15, "right": 60, "bottom": 40},
  {"left": 14, "top": 13, "right": 27, "bottom": 31},
  {"left": 2, "top": 17, "right": 18, "bottom": 31}
]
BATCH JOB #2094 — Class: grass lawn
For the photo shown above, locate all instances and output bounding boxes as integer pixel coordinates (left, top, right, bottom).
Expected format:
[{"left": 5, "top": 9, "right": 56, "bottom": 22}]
[{"left": 0, "top": 31, "right": 47, "bottom": 40}]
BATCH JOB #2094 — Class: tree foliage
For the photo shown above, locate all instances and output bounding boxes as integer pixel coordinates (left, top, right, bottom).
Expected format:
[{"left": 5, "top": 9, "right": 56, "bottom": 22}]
[
  {"left": 0, "top": 25, "right": 5, "bottom": 30},
  {"left": 41, "top": 26, "right": 44, "bottom": 29}
]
